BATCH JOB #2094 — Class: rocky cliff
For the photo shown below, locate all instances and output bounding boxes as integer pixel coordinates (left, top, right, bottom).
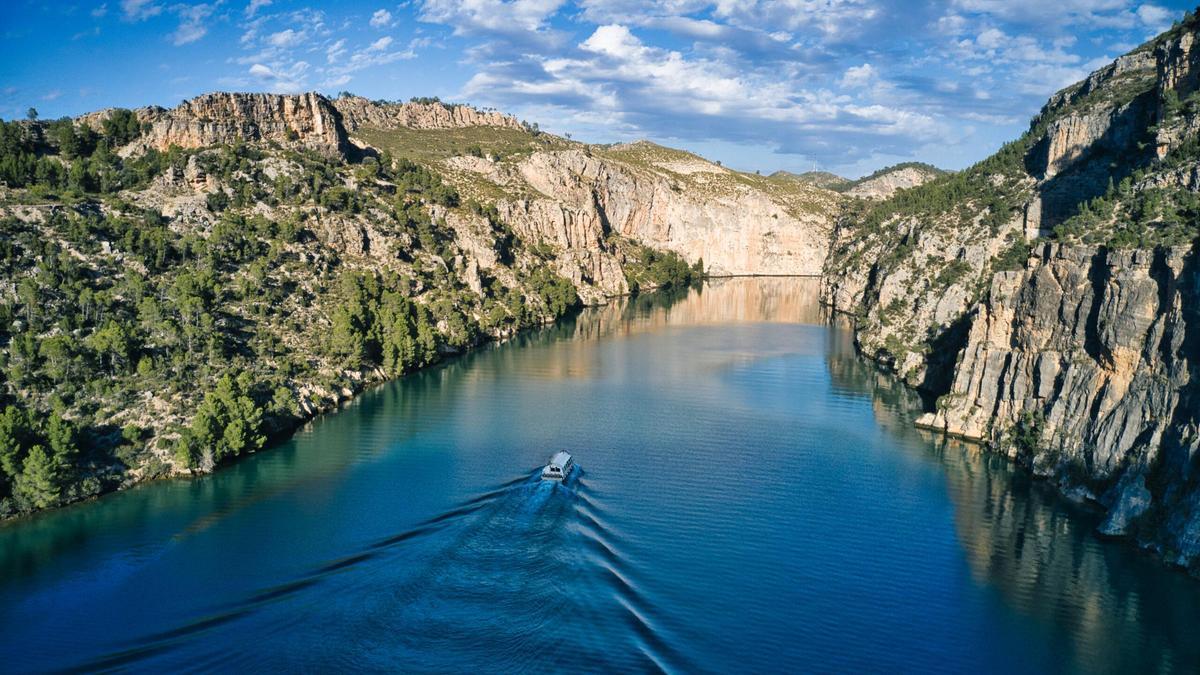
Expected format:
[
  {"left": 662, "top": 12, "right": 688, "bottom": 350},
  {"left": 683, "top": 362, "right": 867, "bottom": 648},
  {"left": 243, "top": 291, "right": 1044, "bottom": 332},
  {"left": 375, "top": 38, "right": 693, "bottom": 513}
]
[
  {"left": 498, "top": 145, "right": 833, "bottom": 296},
  {"left": 917, "top": 243, "right": 1200, "bottom": 566},
  {"left": 822, "top": 14, "right": 1200, "bottom": 570},
  {"left": 123, "top": 93, "right": 838, "bottom": 304},
  {"left": 821, "top": 23, "right": 1168, "bottom": 388},
  {"left": 133, "top": 92, "right": 348, "bottom": 156},
  {"left": 363, "top": 133, "right": 838, "bottom": 303},
  {"left": 69, "top": 92, "right": 838, "bottom": 305},
  {"left": 333, "top": 95, "right": 525, "bottom": 132}
]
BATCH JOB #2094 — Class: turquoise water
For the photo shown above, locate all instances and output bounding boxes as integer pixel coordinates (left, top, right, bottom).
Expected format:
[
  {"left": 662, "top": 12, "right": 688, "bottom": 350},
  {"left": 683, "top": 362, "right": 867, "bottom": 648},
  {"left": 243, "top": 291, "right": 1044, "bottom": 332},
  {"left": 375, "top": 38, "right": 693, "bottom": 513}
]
[{"left": 1, "top": 278, "right": 1198, "bottom": 673}]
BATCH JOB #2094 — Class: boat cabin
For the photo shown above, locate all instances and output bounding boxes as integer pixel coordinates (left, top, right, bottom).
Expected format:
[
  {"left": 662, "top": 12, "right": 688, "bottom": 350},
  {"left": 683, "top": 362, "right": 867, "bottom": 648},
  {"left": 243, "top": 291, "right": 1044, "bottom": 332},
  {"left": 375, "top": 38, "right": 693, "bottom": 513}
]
[{"left": 541, "top": 451, "right": 574, "bottom": 481}]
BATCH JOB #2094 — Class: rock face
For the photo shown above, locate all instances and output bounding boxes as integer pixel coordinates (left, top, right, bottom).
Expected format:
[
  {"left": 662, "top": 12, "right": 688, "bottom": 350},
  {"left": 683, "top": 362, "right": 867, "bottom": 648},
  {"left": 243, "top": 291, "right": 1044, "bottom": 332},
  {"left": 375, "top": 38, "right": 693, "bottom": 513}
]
[
  {"left": 439, "top": 144, "right": 837, "bottom": 302},
  {"left": 1027, "top": 51, "right": 1159, "bottom": 227},
  {"left": 845, "top": 165, "right": 942, "bottom": 200},
  {"left": 822, "top": 18, "right": 1200, "bottom": 571},
  {"left": 333, "top": 96, "right": 524, "bottom": 131},
  {"left": 135, "top": 92, "right": 348, "bottom": 155},
  {"left": 919, "top": 243, "right": 1200, "bottom": 564},
  {"left": 511, "top": 149, "right": 830, "bottom": 278}
]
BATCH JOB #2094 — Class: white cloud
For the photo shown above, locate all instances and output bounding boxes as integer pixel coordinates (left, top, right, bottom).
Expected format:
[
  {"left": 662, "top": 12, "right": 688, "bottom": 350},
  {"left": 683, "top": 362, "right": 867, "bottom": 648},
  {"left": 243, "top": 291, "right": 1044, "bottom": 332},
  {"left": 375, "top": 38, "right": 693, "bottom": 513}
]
[
  {"left": 172, "top": 3, "right": 215, "bottom": 46},
  {"left": 121, "top": 0, "right": 161, "bottom": 20},
  {"left": 370, "top": 8, "right": 393, "bottom": 28},
  {"left": 419, "top": 0, "right": 566, "bottom": 35},
  {"left": 327, "top": 39, "right": 347, "bottom": 63},
  {"left": 246, "top": 60, "right": 310, "bottom": 93},
  {"left": 459, "top": 21, "right": 942, "bottom": 166},
  {"left": 841, "top": 63, "right": 877, "bottom": 89},
  {"left": 368, "top": 36, "right": 393, "bottom": 51},
  {"left": 92, "top": 4, "right": 109, "bottom": 18},
  {"left": 1137, "top": 4, "right": 1173, "bottom": 30},
  {"left": 245, "top": 0, "right": 271, "bottom": 18},
  {"left": 326, "top": 37, "right": 419, "bottom": 78},
  {"left": 268, "top": 29, "right": 303, "bottom": 48}
]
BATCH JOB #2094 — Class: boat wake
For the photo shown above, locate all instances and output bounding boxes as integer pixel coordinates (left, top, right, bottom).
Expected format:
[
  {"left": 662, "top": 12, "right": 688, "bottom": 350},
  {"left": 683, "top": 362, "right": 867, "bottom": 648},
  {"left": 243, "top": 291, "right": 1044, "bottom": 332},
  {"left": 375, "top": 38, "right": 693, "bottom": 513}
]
[{"left": 73, "top": 465, "right": 691, "bottom": 672}]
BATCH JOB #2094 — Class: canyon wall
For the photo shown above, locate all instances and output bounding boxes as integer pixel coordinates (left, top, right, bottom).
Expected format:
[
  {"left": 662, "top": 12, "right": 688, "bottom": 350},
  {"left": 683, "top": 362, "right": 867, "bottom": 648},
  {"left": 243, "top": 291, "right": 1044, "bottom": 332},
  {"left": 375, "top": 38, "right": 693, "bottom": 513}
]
[
  {"left": 917, "top": 244, "right": 1200, "bottom": 562},
  {"left": 822, "top": 18, "right": 1200, "bottom": 568}
]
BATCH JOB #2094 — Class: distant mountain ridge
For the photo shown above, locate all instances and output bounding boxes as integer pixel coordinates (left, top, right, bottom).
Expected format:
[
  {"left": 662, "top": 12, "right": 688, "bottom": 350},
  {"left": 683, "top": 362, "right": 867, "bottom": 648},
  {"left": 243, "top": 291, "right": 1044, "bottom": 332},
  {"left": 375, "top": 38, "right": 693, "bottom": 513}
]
[{"left": 772, "top": 162, "right": 946, "bottom": 199}]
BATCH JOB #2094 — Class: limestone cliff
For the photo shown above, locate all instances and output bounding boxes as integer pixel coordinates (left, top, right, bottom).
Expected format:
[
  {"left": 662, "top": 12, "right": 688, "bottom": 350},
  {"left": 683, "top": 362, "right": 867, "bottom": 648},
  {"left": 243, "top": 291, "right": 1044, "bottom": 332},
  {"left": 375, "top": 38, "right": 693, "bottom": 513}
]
[
  {"left": 917, "top": 243, "right": 1200, "bottom": 566},
  {"left": 821, "top": 24, "right": 1169, "bottom": 388},
  {"left": 363, "top": 132, "right": 839, "bottom": 302},
  {"left": 499, "top": 146, "right": 833, "bottom": 293},
  {"left": 333, "top": 96, "right": 524, "bottom": 132},
  {"left": 134, "top": 92, "right": 348, "bottom": 156},
  {"left": 822, "top": 15, "right": 1200, "bottom": 570}
]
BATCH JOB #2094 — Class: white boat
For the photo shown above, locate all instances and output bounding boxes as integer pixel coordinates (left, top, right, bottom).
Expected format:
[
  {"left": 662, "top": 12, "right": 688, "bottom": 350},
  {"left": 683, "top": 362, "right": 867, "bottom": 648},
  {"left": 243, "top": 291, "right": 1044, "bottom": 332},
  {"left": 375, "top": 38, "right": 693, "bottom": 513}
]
[{"left": 541, "top": 451, "right": 574, "bottom": 481}]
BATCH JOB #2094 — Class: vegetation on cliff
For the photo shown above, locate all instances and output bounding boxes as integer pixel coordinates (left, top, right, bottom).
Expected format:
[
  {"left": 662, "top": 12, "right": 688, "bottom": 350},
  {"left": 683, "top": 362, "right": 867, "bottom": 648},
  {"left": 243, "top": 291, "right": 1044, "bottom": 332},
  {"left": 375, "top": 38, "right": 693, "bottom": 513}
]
[{"left": 0, "top": 107, "right": 587, "bottom": 518}]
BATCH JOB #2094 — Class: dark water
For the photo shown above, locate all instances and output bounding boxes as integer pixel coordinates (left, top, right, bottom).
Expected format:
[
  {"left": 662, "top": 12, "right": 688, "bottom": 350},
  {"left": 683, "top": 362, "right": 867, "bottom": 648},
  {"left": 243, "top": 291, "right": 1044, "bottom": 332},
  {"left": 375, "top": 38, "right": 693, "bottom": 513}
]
[{"left": 2, "top": 278, "right": 1199, "bottom": 673}]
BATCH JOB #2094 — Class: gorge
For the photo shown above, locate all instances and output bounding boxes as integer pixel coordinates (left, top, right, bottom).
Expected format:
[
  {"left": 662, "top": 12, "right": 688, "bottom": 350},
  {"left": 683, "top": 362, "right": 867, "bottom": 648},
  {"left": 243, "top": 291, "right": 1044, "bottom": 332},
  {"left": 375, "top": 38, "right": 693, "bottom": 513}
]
[{"left": 4, "top": 9, "right": 1200, "bottom": 585}]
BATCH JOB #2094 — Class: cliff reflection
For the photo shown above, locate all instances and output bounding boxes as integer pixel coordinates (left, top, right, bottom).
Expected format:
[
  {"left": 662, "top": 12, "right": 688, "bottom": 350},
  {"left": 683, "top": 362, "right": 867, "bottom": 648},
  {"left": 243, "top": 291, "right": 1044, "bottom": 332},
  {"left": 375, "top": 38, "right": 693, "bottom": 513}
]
[
  {"left": 825, "top": 322, "right": 1200, "bottom": 674},
  {"left": 484, "top": 277, "right": 828, "bottom": 383}
]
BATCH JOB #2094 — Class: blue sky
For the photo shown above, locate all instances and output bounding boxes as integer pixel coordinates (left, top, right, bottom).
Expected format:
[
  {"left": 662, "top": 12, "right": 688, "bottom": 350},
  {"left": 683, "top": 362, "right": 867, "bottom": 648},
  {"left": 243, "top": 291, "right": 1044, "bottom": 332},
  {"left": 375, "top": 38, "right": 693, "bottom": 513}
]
[{"left": 0, "top": 1, "right": 1194, "bottom": 177}]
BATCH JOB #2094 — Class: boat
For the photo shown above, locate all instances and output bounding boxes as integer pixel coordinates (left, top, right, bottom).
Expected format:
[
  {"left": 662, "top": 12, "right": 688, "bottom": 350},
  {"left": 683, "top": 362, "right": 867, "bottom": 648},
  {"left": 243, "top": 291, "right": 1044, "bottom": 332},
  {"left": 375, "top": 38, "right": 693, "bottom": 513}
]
[{"left": 541, "top": 451, "right": 574, "bottom": 482}]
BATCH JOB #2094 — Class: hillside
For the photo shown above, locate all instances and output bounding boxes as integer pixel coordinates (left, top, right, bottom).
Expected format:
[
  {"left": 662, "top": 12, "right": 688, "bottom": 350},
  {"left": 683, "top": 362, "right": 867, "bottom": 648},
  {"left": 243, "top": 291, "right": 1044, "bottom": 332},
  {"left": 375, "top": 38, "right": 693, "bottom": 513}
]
[
  {"left": 821, "top": 13, "right": 1200, "bottom": 570},
  {"left": 843, "top": 162, "right": 946, "bottom": 200},
  {"left": 772, "top": 170, "right": 853, "bottom": 191},
  {"left": 0, "top": 92, "right": 839, "bottom": 517}
]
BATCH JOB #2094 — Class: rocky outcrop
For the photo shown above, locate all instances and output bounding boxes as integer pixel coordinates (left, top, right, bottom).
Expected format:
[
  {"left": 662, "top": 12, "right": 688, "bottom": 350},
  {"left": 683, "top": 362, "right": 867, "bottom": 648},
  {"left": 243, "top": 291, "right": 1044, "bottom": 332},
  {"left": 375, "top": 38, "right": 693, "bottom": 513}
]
[
  {"left": 135, "top": 92, "right": 348, "bottom": 155},
  {"left": 1037, "top": 103, "right": 1149, "bottom": 179},
  {"left": 1157, "top": 29, "right": 1200, "bottom": 103},
  {"left": 917, "top": 242, "right": 1200, "bottom": 566},
  {"left": 845, "top": 165, "right": 941, "bottom": 200},
  {"left": 459, "top": 148, "right": 832, "bottom": 302},
  {"left": 333, "top": 96, "right": 524, "bottom": 132},
  {"left": 821, "top": 21, "right": 1175, "bottom": 387}
]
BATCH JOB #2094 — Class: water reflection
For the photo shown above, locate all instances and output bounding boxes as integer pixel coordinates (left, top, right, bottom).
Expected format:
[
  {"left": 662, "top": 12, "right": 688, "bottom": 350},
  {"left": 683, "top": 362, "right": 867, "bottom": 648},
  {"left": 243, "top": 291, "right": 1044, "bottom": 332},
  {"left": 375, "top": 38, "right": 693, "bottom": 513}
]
[
  {"left": 824, "top": 305, "right": 1200, "bottom": 674},
  {"left": 1, "top": 278, "right": 1198, "bottom": 674}
]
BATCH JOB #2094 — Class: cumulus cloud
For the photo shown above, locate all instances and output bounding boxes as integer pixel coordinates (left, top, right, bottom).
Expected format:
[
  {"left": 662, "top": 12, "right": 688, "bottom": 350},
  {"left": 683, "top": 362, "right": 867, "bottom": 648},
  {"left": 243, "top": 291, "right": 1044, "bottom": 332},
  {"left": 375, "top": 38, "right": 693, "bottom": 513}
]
[
  {"left": 419, "top": 0, "right": 566, "bottom": 35},
  {"left": 460, "top": 21, "right": 942, "bottom": 165},
  {"left": 370, "top": 8, "right": 393, "bottom": 28},
  {"left": 841, "top": 63, "right": 877, "bottom": 89},
  {"left": 246, "top": 60, "right": 310, "bottom": 93},
  {"left": 267, "top": 28, "right": 303, "bottom": 48},
  {"left": 368, "top": 36, "right": 393, "bottom": 51}
]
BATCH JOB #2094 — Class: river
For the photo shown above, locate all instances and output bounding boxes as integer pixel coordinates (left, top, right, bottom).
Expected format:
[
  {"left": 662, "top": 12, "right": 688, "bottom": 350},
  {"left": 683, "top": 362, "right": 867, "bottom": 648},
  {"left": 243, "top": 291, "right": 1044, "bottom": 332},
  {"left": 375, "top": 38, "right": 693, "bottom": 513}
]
[{"left": 1, "top": 278, "right": 1198, "bottom": 673}]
